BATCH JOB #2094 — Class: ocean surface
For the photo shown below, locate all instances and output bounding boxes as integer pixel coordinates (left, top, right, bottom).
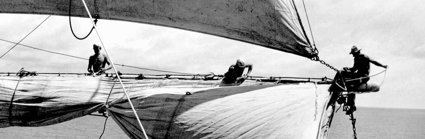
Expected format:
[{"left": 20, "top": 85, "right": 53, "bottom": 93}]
[
  {"left": 0, "top": 107, "right": 424, "bottom": 139},
  {"left": 328, "top": 107, "right": 425, "bottom": 139}
]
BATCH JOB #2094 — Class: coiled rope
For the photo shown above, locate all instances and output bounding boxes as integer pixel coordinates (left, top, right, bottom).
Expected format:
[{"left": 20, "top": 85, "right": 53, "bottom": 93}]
[{"left": 69, "top": 0, "right": 97, "bottom": 40}]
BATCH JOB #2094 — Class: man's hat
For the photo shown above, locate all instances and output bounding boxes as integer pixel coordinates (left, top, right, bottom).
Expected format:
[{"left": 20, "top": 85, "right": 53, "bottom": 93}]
[{"left": 349, "top": 45, "right": 360, "bottom": 54}]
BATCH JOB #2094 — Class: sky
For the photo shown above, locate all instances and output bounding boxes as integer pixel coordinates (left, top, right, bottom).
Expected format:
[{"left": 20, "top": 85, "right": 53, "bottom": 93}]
[{"left": 0, "top": 0, "right": 424, "bottom": 109}]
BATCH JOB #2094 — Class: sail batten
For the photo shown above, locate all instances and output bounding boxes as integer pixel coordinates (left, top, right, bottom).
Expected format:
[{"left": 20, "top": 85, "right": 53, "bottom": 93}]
[{"left": 0, "top": 0, "right": 314, "bottom": 58}]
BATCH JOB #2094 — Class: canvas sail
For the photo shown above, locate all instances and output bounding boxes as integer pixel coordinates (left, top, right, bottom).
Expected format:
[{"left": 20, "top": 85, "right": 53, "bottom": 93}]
[
  {"left": 0, "top": 0, "right": 315, "bottom": 58},
  {"left": 0, "top": 75, "right": 332, "bottom": 138}
]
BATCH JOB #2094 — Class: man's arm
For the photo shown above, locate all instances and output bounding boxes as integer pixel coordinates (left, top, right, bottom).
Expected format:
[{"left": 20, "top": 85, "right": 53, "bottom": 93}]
[
  {"left": 87, "top": 56, "right": 93, "bottom": 73},
  {"left": 102, "top": 55, "right": 112, "bottom": 71},
  {"left": 348, "top": 61, "right": 358, "bottom": 72},
  {"left": 245, "top": 64, "right": 253, "bottom": 76},
  {"left": 369, "top": 58, "right": 388, "bottom": 68}
]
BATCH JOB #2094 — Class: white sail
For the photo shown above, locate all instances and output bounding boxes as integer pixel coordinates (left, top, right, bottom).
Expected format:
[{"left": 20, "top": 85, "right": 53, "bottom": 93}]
[{"left": 0, "top": 75, "right": 332, "bottom": 138}]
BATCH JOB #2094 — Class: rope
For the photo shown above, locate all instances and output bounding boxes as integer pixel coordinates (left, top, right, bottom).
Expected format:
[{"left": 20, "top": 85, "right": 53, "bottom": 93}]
[
  {"left": 80, "top": 0, "right": 149, "bottom": 138},
  {"left": 337, "top": 72, "right": 348, "bottom": 91},
  {"left": 345, "top": 69, "right": 387, "bottom": 82},
  {"left": 69, "top": 0, "right": 97, "bottom": 40},
  {"left": 97, "top": 78, "right": 118, "bottom": 139},
  {"left": 291, "top": 0, "right": 312, "bottom": 45},
  {"left": 0, "top": 38, "right": 194, "bottom": 75},
  {"left": 314, "top": 82, "right": 319, "bottom": 121},
  {"left": 105, "top": 79, "right": 117, "bottom": 105},
  {"left": 298, "top": 0, "right": 339, "bottom": 73},
  {"left": 115, "top": 64, "right": 192, "bottom": 75},
  {"left": 98, "top": 116, "right": 109, "bottom": 139},
  {"left": 301, "top": 0, "right": 317, "bottom": 51},
  {"left": 0, "top": 15, "right": 51, "bottom": 59},
  {"left": 349, "top": 113, "right": 358, "bottom": 139},
  {"left": 8, "top": 72, "right": 23, "bottom": 126},
  {"left": 0, "top": 39, "right": 87, "bottom": 60},
  {"left": 379, "top": 69, "right": 387, "bottom": 87}
]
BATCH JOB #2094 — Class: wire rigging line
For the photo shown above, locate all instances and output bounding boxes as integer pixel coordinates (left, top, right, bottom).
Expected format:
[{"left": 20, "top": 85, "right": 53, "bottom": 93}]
[
  {"left": 0, "top": 38, "right": 193, "bottom": 75},
  {"left": 80, "top": 0, "right": 149, "bottom": 138},
  {"left": 301, "top": 0, "right": 317, "bottom": 51},
  {"left": 299, "top": 0, "right": 341, "bottom": 74},
  {"left": 116, "top": 64, "right": 192, "bottom": 75},
  {"left": 0, "top": 15, "right": 51, "bottom": 59},
  {"left": 0, "top": 39, "right": 87, "bottom": 60},
  {"left": 291, "top": 0, "right": 312, "bottom": 46},
  {"left": 69, "top": 0, "right": 97, "bottom": 40},
  {"left": 298, "top": 0, "right": 339, "bottom": 73}
]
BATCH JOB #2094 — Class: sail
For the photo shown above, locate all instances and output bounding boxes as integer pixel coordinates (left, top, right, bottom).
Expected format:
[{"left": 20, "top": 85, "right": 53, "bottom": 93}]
[
  {"left": 0, "top": 75, "right": 332, "bottom": 138},
  {"left": 109, "top": 84, "right": 332, "bottom": 139},
  {"left": 0, "top": 0, "right": 315, "bottom": 58}
]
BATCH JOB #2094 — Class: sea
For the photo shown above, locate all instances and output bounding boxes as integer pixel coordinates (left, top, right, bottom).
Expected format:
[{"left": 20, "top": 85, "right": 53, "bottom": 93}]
[
  {"left": 0, "top": 107, "right": 424, "bottom": 139},
  {"left": 328, "top": 107, "right": 425, "bottom": 139}
]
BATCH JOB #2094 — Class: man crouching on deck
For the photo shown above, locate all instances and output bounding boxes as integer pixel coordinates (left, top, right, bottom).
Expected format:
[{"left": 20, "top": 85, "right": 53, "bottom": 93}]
[
  {"left": 220, "top": 59, "right": 253, "bottom": 86},
  {"left": 87, "top": 44, "right": 111, "bottom": 75}
]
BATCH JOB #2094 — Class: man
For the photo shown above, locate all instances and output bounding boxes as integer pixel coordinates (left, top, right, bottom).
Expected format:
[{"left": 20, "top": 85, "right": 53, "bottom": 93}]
[
  {"left": 221, "top": 59, "right": 253, "bottom": 86},
  {"left": 87, "top": 44, "right": 111, "bottom": 75},
  {"left": 345, "top": 45, "right": 387, "bottom": 114}
]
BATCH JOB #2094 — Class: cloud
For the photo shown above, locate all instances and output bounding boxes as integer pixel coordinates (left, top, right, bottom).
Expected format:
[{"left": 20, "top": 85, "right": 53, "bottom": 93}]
[{"left": 412, "top": 44, "right": 425, "bottom": 59}]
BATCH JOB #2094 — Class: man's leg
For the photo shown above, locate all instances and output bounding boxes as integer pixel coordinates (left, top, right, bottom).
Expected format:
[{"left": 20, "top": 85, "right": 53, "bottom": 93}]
[{"left": 346, "top": 94, "right": 356, "bottom": 114}]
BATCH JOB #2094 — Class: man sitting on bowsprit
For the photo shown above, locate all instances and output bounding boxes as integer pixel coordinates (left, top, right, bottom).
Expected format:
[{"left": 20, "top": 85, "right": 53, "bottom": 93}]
[
  {"left": 344, "top": 45, "right": 387, "bottom": 114},
  {"left": 221, "top": 59, "right": 253, "bottom": 86}
]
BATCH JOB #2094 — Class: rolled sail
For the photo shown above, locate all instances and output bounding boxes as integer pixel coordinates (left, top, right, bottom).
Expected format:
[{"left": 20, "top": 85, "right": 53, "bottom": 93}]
[
  {"left": 0, "top": 0, "right": 314, "bottom": 58},
  {"left": 0, "top": 75, "right": 332, "bottom": 138}
]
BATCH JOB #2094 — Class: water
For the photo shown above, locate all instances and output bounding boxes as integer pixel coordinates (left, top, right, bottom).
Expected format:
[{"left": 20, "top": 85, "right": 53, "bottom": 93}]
[
  {"left": 1, "top": 107, "right": 423, "bottom": 138},
  {"left": 328, "top": 107, "right": 425, "bottom": 139}
]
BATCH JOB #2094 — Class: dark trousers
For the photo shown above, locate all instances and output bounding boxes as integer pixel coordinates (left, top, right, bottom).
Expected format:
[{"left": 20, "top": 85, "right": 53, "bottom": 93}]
[
  {"left": 347, "top": 73, "right": 368, "bottom": 108},
  {"left": 347, "top": 94, "right": 356, "bottom": 107}
]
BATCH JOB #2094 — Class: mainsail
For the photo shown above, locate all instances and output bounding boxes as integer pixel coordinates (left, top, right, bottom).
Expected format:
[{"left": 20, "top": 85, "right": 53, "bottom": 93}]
[{"left": 0, "top": 0, "right": 315, "bottom": 58}]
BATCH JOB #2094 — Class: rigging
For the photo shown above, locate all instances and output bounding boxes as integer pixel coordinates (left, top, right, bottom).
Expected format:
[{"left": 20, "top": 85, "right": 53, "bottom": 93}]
[{"left": 0, "top": 15, "right": 51, "bottom": 59}]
